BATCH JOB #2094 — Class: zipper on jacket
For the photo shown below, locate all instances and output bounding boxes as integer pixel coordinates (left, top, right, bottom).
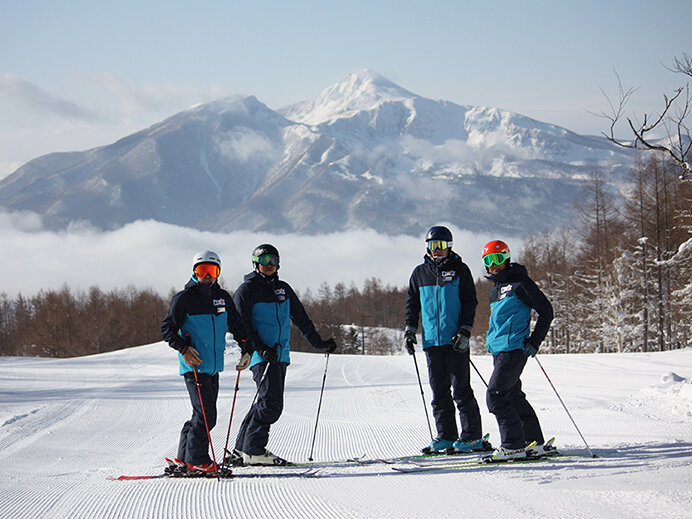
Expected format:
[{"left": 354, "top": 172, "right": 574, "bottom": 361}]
[
  {"left": 436, "top": 269, "right": 441, "bottom": 346},
  {"left": 275, "top": 299, "right": 282, "bottom": 361},
  {"left": 211, "top": 312, "right": 217, "bottom": 374}
]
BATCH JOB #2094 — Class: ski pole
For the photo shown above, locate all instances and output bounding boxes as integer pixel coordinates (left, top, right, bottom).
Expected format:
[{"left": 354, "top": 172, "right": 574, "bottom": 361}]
[
  {"left": 221, "top": 369, "right": 242, "bottom": 469},
  {"left": 534, "top": 356, "right": 597, "bottom": 458},
  {"left": 232, "top": 361, "right": 270, "bottom": 462},
  {"left": 308, "top": 353, "right": 330, "bottom": 461},
  {"left": 411, "top": 352, "right": 435, "bottom": 441},
  {"left": 469, "top": 357, "right": 488, "bottom": 388},
  {"left": 192, "top": 365, "right": 219, "bottom": 468}
]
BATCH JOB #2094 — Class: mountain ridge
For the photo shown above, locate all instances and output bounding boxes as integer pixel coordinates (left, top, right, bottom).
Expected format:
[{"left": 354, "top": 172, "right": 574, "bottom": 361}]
[{"left": 0, "top": 71, "right": 637, "bottom": 235}]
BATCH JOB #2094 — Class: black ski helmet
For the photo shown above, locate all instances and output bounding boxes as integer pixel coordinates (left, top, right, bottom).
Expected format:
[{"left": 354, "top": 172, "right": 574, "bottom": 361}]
[
  {"left": 251, "top": 243, "right": 280, "bottom": 272},
  {"left": 425, "top": 226, "right": 453, "bottom": 244}
]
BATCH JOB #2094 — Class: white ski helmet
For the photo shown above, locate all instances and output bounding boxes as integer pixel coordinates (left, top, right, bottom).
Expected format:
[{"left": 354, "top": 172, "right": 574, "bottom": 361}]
[{"left": 192, "top": 250, "right": 221, "bottom": 270}]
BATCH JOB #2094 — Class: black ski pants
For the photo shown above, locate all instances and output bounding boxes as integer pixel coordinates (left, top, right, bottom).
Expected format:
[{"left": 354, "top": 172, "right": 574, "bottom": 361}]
[
  {"left": 177, "top": 371, "right": 219, "bottom": 465},
  {"left": 235, "top": 361, "right": 287, "bottom": 456},
  {"left": 424, "top": 345, "right": 482, "bottom": 442},
  {"left": 486, "top": 349, "right": 544, "bottom": 449}
]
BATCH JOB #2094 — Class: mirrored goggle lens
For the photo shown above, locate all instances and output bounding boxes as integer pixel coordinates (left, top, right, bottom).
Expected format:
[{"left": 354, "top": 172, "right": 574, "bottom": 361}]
[
  {"left": 253, "top": 254, "right": 279, "bottom": 266},
  {"left": 427, "top": 240, "right": 450, "bottom": 251},
  {"left": 195, "top": 263, "right": 220, "bottom": 278},
  {"left": 483, "top": 252, "right": 509, "bottom": 267}
]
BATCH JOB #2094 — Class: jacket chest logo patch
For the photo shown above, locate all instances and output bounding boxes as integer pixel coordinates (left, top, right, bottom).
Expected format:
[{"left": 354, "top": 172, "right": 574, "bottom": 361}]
[
  {"left": 213, "top": 298, "right": 226, "bottom": 313},
  {"left": 499, "top": 284, "right": 513, "bottom": 300},
  {"left": 441, "top": 270, "right": 456, "bottom": 282},
  {"left": 274, "top": 288, "right": 287, "bottom": 302}
]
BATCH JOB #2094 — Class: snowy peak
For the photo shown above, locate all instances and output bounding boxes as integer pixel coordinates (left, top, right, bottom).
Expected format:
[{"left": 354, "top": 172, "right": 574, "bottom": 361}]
[
  {"left": 0, "top": 70, "right": 639, "bottom": 235},
  {"left": 280, "top": 69, "right": 417, "bottom": 125}
]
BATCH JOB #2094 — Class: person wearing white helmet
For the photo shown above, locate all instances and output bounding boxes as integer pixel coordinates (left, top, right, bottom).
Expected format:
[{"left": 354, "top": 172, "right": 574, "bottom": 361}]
[{"left": 161, "top": 250, "right": 254, "bottom": 475}]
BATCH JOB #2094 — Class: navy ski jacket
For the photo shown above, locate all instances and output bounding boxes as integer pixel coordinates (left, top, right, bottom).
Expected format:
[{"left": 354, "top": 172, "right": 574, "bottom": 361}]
[
  {"left": 233, "top": 272, "right": 322, "bottom": 369},
  {"left": 485, "top": 263, "right": 553, "bottom": 355},
  {"left": 405, "top": 251, "right": 477, "bottom": 349},
  {"left": 161, "top": 277, "right": 251, "bottom": 376}
]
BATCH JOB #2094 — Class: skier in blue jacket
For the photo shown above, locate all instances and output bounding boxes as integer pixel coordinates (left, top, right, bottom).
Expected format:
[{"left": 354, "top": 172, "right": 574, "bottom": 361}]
[
  {"left": 405, "top": 226, "right": 485, "bottom": 454},
  {"left": 230, "top": 244, "right": 336, "bottom": 466},
  {"left": 161, "top": 250, "right": 254, "bottom": 474},
  {"left": 482, "top": 240, "right": 554, "bottom": 461}
]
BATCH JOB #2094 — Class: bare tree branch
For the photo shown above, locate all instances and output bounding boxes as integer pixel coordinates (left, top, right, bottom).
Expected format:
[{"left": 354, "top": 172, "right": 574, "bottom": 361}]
[
  {"left": 667, "top": 52, "right": 692, "bottom": 78},
  {"left": 595, "top": 55, "right": 692, "bottom": 182}
]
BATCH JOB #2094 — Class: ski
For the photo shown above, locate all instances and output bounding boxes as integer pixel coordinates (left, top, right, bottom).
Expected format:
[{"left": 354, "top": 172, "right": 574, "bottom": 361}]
[
  {"left": 391, "top": 454, "right": 558, "bottom": 473},
  {"left": 284, "top": 449, "right": 486, "bottom": 470},
  {"left": 110, "top": 468, "right": 319, "bottom": 480},
  {"left": 288, "top": 433, "right": 494, "bottom": 468},
  {"left": 392, "top": 450, "right": 598, "bottom": 474}
]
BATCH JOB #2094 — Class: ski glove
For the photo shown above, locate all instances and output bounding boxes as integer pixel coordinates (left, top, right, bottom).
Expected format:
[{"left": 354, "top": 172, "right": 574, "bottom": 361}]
[
  {"left": 404, "top": 329, "right": 416, "bottom": 355},
  {"left": 183, "top": 346, "right": 202, "bottom": 366},
  {"left": 452, "top": 328, "right": 471, "bottom": 352},
  {"left": 258, "top": 344, "right": 280, "bottom": 363},
  {"left": 523, "top": 338, "right": 538, "bottom": 358},
  {"left": 319, "top": 338, "right": 337, "bottom": 353},
  {"left": 236, "top": 352, "right": 252, "bottom": 371}
]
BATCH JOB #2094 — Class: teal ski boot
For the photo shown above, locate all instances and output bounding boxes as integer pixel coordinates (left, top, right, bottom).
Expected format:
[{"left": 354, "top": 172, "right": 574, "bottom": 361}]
[{"left": 421, "top": 438, "right": 455, "bottom": 454}]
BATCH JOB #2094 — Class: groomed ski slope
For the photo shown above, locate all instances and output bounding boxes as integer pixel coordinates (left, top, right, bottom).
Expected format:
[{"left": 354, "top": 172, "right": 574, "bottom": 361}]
[{"left": 0, "top": 344, "right": 690, "bottom": 519}]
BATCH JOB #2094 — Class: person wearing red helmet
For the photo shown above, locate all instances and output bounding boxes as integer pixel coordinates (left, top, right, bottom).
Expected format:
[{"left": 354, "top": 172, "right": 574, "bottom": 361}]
[{"left": 481, "top": 240, "right": 554, "bottom": 461}]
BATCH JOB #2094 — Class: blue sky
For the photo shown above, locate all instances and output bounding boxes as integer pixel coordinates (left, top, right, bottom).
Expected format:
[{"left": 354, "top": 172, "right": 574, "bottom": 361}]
[{"left": 1, "top": 0, "right": 690, "bottom": 177}]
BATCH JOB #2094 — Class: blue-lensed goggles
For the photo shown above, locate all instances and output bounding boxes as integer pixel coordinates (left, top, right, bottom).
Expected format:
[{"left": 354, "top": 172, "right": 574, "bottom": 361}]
[
  {"left": 483, "top": 252, "right": 509, "bottom": 267},
  {"left": 253, "top": 254, "right": 279, "bottom": 267}
]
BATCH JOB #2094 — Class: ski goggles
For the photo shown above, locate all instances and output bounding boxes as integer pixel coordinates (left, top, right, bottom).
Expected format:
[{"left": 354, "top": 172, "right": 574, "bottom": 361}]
[
  {"left": 195, "top": 263, "right": 220, "bottom": 278},
  {"left": 427, "top": 240, "right": 451, "bottom": 251},
  {"left": 482, "top": 252, "right": 510, "bottom": 267},
  {"left": 252, "top": 254, "right": 279, "bottom": 267}
]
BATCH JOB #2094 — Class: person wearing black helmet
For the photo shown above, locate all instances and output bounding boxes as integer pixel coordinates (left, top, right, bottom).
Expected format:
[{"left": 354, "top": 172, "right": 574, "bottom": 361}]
[
  {"left": 405, "top": 226, "right": 487, "bottom": 455},
  {"left": 161, "top": 250, "right": 255, "bottom": 475},
  {"left": 230, "top": 243, "right": 337, "bottom": 466}
]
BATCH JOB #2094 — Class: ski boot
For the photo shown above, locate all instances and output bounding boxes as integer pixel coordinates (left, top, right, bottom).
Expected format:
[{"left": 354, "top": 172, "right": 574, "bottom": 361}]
[
  {"left": 164, "top": 457, "right": 187, "bottom": 476},
  {"left": 446, "top": 433, "right": 492, "bottom": 454},
  {"left": 421, "top": 438, "right": 454, "bottom": 455},
  {"left": 485, "top": 445, "right": 527, "bottom": 462},
  {"left": 241, "top": 449, "right": 290, "bottom": 466},
  {"left": 224, "top": 449, "right": 245, "bottom": 467},
  {"left": 187, "top": 461, "right": 219, "bottom": 474},
  {"left": 526, "top": 437, "right": 558, "bottom": 458}
]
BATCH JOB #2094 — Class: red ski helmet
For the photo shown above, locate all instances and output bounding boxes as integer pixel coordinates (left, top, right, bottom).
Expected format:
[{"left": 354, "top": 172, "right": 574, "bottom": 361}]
[
  {"left": 482, "top": 240, "right": 510, "bottom": 257},
  {"left": 482, "top": 240, "right": 510, "bottom": 268}
]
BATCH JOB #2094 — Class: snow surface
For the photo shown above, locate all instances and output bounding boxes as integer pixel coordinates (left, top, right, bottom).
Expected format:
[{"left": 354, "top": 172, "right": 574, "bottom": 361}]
[{"left": 1, "top": 344, "right": 691, "bottom": 519}]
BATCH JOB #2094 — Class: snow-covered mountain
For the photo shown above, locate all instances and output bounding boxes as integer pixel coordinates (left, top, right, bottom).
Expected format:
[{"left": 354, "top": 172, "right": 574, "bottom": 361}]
[{"left": 0, "top": 70, "right": 637, "bottom": 235}]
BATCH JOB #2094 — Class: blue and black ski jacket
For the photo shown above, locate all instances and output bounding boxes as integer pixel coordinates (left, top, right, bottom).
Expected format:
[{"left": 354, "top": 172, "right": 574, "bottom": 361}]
[
  {"left": 233, "top": 272, "right": 322, "bottom": 369},
  {"left": 405, "top": 251, "right": 477, "bottom": 349},
  {"left": 485, "top": 263, "right": 553, "bottom": 355},
  {"left": 161, "top": 278, "right": 251, "bottom": 376}
]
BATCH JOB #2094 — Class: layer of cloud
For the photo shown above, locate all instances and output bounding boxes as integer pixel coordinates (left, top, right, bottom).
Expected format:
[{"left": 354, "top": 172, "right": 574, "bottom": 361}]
[
  {"left": 0, "top": 74, "right": 228, "bottom": 179},
  {"left": 0, "top": 74, "right": 98, "bottom": 122},
  {"left": 0, "top": 211, "right": 522, "bottom": 299}
]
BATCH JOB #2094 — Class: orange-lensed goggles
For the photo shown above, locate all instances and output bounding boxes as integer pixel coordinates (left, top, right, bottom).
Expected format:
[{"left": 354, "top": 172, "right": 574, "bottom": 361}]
[{"left": 195, "top": 263, "right": 220, "bottom": 278}]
